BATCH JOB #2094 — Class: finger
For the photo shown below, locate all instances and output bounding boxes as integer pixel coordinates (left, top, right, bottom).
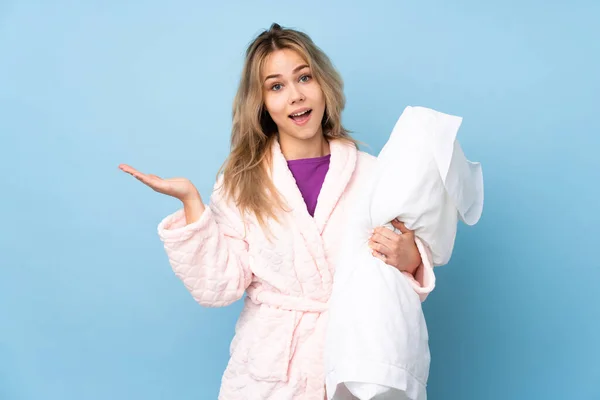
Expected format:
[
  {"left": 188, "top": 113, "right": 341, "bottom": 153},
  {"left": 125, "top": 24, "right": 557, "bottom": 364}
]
[
  {"left": 120, "top": 165, "right": 152, "bottom": 183},
  {"left": 119, "top": 165, "right": 158, "bottom": 183},
  {"left": 371, "top": 249, "right": 389, "bottom": 264},
  {"left": 373, "top": 226, "right": 397, "bottom": 241},
  {"left": 121, "top": 166, "right": 145, "bottom": 180},
  {"left": 129, "top": 170, "right": 162, "bottom": 189},
  {"left": 370, "top": 232, "right": 395, "bottom": 249},
  {"left": 118, "top": 164, "right": 141, "bottom": 175},
  {"left": 120, "top": 165, "right": 173, "bottom": 195},
  {"left": 142, "top": 174, "right": 168, "bottom": 190},
  {"left": 132, "top": 172, "right": 152, "bottom": 184},
  {"left": 368, "top": 240, "right": 391, "bottom": 257},
  {"left": 391, "top": 219, "right": 411, "bottom": 234}
]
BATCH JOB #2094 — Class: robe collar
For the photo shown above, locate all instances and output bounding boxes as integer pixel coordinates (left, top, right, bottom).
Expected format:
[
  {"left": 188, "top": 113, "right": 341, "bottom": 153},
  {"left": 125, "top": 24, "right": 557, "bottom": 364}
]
[{"left": 269, "top": 137, "right": 358, "bottom": 234}]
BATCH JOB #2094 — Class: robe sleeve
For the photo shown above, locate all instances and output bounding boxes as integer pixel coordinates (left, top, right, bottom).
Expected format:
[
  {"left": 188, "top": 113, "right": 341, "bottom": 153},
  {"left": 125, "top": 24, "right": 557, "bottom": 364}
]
[
  {"left": 157, "top": 178, "right": 252, "bottom": 307},
  {"left": 402, "top": 237, "right": 436, "bottom": 302}
]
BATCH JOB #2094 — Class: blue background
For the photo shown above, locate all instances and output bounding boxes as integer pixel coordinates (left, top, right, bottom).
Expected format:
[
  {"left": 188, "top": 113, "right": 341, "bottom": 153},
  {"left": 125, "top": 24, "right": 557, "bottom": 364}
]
[{"left": 1, "top": 1, "right": 599, "bottom": 399}]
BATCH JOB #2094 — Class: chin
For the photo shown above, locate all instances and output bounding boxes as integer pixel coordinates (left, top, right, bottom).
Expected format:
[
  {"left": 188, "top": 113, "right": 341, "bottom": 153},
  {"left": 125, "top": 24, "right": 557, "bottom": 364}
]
[
  {"left": 288, "top": 121, "right": 325, "bottom": 140},
  {"left": 292, "top": 127, "right": 323, "bottom": 141}
]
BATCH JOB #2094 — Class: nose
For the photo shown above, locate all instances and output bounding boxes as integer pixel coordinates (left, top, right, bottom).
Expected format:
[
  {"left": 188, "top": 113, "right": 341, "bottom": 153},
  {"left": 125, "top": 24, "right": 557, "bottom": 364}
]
[{"left": 288, "top": 83, "right": 305, "bottom": 104}]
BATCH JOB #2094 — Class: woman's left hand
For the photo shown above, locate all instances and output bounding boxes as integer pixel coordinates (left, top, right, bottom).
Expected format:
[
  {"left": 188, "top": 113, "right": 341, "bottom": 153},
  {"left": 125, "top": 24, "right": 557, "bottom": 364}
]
[{"left": 369, "top": 219, "right": 421, "bottom": 275}]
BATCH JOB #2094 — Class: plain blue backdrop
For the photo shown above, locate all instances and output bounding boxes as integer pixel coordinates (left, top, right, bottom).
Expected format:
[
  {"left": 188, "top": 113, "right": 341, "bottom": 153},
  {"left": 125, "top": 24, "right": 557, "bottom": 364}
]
[{"left": 1, "top": 1, "right": 599, "bottom": 399}]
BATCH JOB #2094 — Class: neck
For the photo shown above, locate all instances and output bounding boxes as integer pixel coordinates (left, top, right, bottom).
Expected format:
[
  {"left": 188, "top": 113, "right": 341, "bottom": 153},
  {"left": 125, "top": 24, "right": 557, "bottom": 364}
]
[{"left": 278, "top": 132, "right": 330, "bottom": 161}]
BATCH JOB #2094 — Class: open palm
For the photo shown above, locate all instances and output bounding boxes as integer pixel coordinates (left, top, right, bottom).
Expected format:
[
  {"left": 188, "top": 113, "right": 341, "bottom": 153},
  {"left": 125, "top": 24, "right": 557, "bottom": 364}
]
[{"left": 118, "top": 164, "right": 199, "bottom": 201}]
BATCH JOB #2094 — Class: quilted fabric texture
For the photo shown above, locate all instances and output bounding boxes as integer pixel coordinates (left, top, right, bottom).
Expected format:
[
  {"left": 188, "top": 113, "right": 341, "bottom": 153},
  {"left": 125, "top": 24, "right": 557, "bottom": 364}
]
[{"left": 157, "top": 139, "right": 435, "bottom": 399}]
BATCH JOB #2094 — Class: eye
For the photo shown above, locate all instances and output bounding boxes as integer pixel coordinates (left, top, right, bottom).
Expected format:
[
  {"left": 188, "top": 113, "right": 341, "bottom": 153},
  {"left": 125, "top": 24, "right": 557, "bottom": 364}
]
[
  {"left": 299, "top": 74, "right": 312, "bottom": 83},
  {"left": 271, "top": 83, "right": 282, "bottom": 91}
]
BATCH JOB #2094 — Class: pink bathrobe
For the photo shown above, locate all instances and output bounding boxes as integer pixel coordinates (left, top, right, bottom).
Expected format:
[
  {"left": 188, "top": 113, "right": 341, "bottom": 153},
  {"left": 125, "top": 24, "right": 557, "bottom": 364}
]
[{"left": 157, "top": 138, "right": 435, "bottom": 399}]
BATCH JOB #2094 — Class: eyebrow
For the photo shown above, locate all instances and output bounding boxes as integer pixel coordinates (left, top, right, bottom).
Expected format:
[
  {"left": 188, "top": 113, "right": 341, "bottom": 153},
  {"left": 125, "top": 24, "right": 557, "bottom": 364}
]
[{"left": 264, "top": 64, "right": 310, "bottom": 83}]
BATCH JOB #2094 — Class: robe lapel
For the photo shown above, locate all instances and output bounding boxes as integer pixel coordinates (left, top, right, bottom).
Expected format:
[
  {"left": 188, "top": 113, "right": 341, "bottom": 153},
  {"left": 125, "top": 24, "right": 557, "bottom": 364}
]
[
  {"left": 312, "top": 139, "right": 358, "bottom": 234},
  {"left": 269, "top": 138, "right": 358, "bottom": 290},
  {"left": 269, "top": 138, "right": 315, "bottom": 225},
  {"left": 269, "top": 138, "right": 358, "bottom": 232}
]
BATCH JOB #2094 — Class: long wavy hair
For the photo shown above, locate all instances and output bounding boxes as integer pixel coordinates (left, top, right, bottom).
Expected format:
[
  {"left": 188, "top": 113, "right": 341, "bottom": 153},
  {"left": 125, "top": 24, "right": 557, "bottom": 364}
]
[{"left": 218, "top": 23, "right": 357, "bottom": 229}]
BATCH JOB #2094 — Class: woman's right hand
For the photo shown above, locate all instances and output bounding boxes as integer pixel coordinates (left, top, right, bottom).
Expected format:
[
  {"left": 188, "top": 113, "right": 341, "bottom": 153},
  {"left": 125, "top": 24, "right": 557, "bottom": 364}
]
[{"left": 118, "top": 163, "right": 202, "bottom": 203}]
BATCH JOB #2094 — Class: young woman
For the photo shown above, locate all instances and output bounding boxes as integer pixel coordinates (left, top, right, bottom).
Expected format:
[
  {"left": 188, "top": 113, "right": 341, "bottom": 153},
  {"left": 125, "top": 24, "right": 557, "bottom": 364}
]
[{"left": 119, "top": 23, "right": 435, "bottom": 400}]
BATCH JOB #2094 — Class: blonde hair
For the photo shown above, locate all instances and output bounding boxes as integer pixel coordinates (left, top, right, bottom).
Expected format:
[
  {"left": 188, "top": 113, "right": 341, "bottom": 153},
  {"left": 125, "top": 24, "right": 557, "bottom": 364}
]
[{"left": 218, "top": 23, "right": 357, "bottom": 229}]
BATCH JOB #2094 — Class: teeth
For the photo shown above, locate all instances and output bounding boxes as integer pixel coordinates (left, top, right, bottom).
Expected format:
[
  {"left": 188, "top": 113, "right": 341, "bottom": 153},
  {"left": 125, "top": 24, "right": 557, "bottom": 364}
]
[{"left": 291, "top": 110, "right": 310, "bottom": 117}]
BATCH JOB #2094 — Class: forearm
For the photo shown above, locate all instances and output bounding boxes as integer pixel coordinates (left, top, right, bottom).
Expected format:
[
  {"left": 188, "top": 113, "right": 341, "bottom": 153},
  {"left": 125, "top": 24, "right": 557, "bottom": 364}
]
[{"left": 182, "top": 192, "right": 205, "bottom": 225}]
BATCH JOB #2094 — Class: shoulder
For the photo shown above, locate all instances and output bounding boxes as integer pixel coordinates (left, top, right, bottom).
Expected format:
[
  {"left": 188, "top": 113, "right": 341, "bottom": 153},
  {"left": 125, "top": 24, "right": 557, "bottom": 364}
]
[
  {"left": 208, "top": 174, "right": 245, "bottom": 222},
  {"left": 210, "top": 173, "right": 227, "bottom": 202},
  {"left": 356, "top": 149, "right": 377, "bottom": 172},
  {"left": 343, "top": 148, "right": 377, "bottom": 194},
  {"left": 330, "top": 138, "right": 377, "bottom": 169},
  {"left": 330, "top": 137, "right": 378, "bottom": 177}
]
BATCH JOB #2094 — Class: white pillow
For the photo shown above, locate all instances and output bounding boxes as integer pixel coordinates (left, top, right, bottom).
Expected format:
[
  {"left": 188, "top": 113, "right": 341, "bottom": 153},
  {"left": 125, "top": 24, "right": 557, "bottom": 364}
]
[
  {"left": 324, "top": 106, "right": 484, "bottom": 400},
  {"left": 370, "top": 105, "right": 484, "bottom": 266}
]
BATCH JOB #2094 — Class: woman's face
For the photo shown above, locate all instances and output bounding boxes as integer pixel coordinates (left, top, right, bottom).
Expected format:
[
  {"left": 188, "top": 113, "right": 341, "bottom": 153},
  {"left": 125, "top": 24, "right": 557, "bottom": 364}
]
[{"left": 261, "top": 48, "right": 326, "bottom": 143}]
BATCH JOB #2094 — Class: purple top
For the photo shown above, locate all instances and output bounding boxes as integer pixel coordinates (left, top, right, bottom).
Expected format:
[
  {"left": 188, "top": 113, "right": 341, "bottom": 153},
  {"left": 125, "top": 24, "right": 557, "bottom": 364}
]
[{"left": 287, "top": 154, "right": 331, "bottom": 216}]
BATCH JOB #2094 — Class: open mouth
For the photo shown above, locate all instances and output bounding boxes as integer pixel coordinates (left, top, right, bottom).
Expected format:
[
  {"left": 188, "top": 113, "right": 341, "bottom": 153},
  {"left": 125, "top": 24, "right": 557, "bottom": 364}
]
[{"left": 289, "top": 109, "right": 312, "bottom": 124}]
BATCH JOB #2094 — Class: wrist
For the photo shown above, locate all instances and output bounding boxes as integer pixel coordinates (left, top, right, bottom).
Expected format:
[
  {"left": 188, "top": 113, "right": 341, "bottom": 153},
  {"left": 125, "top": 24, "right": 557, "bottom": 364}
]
[
  {"left": 403, "top": 253, "right": 421, "bottom": 276},
  {"left": 180, "top": 189, "right": 201, "bottom": 205}
]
